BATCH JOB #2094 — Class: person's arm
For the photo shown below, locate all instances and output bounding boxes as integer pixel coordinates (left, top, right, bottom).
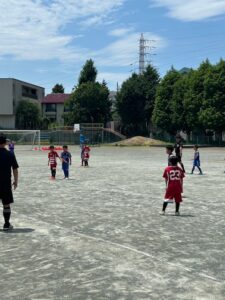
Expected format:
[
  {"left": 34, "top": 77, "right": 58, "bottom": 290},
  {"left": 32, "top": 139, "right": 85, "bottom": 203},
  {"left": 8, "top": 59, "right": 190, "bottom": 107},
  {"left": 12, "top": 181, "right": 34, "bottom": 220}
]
[{"left": 12, "top": 168, "right": 18, "bottom": 190}]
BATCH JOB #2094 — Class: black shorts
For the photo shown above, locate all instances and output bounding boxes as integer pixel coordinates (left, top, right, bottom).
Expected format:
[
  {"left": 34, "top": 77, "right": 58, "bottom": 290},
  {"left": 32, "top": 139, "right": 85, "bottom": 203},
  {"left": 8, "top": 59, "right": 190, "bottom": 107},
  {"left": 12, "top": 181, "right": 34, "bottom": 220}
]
[
  {"left": 176, "top": 155, "right": 182, "bottom": 162},
  {"left": 0, "top": 185, "right": 14, "bottom": 205}
]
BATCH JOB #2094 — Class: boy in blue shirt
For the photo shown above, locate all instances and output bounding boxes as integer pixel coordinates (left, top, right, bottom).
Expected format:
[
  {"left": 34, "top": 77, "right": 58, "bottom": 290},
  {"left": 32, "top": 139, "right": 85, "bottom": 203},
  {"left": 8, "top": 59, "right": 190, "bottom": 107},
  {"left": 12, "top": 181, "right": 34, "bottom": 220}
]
[
  {"left": 61, "top": 145, "right": 72, "bottom": 179},
  {"left": 191, "top": 145, "right": 203, "bottom": 175}
]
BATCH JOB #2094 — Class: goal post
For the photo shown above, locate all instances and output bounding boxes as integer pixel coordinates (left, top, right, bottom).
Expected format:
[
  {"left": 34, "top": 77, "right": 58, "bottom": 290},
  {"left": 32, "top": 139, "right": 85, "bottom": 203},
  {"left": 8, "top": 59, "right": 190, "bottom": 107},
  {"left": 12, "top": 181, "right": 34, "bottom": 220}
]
[{"left": 0, "top": 130, "right": 41, "bottom": 150}]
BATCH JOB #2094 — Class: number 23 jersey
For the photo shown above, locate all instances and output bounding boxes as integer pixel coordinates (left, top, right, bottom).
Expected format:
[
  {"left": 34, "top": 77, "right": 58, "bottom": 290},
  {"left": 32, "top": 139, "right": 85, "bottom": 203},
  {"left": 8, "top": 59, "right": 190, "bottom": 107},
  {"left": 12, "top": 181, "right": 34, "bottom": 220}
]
[{"left": 163, "top": 166, "right": 184, "bottom": 194}]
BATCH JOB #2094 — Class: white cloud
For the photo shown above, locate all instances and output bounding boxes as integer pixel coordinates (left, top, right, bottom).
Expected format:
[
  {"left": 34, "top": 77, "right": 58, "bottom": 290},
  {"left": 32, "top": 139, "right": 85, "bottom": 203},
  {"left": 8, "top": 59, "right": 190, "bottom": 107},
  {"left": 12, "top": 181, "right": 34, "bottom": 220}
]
[
  {"left": 93, "top": 32, "right": 166, "bottom": 67},
  {"left": 0, "top": 0, "right": 125, "bottom": 61},
  {"left": 151, "top": 0, "right": 225, "bottom": 21},
  {"left": 109, "top": 28, "right": 134, "bottom": 37}
]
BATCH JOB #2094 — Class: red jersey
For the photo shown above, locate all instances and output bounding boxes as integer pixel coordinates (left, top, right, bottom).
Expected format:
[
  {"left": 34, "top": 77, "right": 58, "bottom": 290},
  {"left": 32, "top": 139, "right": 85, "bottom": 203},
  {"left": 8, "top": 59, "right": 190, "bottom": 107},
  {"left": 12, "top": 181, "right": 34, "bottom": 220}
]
[
  {"left": 163, "top": 166, "right": 184, "bottom": 203},
  {"left": 48, "top": 151, "right": 59, "bottom": 167},
  {"left": 82, "top": 146, "right": 90, "bottom": 160}
]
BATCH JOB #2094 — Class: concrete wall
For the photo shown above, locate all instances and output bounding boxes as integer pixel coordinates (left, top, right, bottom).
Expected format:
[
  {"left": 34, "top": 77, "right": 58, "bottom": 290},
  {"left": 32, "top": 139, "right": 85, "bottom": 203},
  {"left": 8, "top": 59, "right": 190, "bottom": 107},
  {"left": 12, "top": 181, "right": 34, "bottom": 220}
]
[
  {"left": 0, "top": 115, "right": 15, "bottom": 129},
  {"left": 0, "top": 78, "right": 45, "bottom": 129},
  {"left": 42, "top": 103, "right": 65, "bottom": 125},
  {"left": 0, "top": 79, "right": 13, "bottom": 115}
]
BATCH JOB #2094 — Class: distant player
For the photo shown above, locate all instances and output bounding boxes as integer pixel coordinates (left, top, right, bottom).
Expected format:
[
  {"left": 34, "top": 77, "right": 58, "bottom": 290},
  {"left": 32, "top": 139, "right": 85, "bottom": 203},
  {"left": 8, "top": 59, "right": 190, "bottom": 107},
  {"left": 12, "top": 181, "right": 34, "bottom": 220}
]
[
  {"left": 7, "top": 139, "right": 15, "bottom": 154},
  {"left": 174, "top": 134, "right": 185, "bottom": 173},
  {"left": 166, "top": 145, "right": 174, "bottom": 166},
  {"left": 191, "top": 145, "right": 203, "bottom": 175},
  {"left": 0, "top": 134, "right": 19, "bottom": 230},
  {"left": 61, "top": 145, "right": 72, "bottom": 179},
  {"left": 82, "top": 143, "right": 90, "bottom": 167},
  {"left": 161, "top": 155, "right": 185, "bottom": 216},
  {"left": 48, "top": 145, "right": 60, "bottom": 179}
]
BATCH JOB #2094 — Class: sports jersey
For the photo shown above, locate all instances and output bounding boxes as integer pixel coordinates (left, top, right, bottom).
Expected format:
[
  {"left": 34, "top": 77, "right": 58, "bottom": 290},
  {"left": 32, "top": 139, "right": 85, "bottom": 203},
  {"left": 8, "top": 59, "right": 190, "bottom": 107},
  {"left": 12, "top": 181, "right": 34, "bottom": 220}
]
[
  {"left": 8, "top": 143, "right": 15, "bottom": 153},
  {"left": 193, "top": 151, "right": 200, "bottom": 167},
  {"left": 48, "top": 151, "right": 59, "bottom": 168},
  {"left": 82, "top": 146, "right": 90, "bottom": 160},
  {"left": 174, "top": 142, "right": 183, "bottom": 157},
  {"left": 61, "top": 151, "right": 71, "bottom": 164},
  {"left": 163, "top": 166, "right": 184, "bottom": 203}
]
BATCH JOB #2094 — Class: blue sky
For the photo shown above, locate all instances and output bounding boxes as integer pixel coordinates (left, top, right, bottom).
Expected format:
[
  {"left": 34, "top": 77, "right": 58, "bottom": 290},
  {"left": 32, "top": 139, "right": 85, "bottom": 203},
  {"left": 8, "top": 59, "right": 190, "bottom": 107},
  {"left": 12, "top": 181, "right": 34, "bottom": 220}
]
[{"left": 0, "top": 0, "right": 225, "bottom": 94}]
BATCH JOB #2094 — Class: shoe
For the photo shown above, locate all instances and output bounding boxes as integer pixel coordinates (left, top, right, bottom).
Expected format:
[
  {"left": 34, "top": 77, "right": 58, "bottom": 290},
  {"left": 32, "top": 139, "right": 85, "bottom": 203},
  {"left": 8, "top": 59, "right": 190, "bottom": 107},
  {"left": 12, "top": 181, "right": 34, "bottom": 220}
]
[
  {"left": 3, "top": 223, "right": 13, "bottom": 231},
  {"left": 175, "top": 212, "right": 180, "bottom": 216},
  {"left": 160, "top": 211, "right": 165, "bottom": 215}
]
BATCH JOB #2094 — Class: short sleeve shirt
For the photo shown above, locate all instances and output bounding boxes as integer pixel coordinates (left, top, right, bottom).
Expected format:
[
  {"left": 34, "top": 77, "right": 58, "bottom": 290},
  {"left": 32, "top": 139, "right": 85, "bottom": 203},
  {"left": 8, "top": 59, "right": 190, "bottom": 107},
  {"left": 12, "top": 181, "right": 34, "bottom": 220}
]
[
  {"left": 163, "top": 166, "right": 184, "bottom": 194},
  {"left": 61, "top": 151, "right": 71, "bottom": 163},
  {"left": 0, "top": 148, "right": 19, "bottom": 184}
]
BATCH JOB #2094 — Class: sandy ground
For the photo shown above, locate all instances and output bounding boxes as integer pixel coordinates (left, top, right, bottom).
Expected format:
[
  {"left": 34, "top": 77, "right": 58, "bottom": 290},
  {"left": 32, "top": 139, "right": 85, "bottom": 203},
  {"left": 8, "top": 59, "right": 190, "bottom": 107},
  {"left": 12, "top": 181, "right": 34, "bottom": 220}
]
[
  {"left": 0, "top": 146, "right": 225, "bottom": 300},
  {"left": 112, "top": 136, "right": 167, "bottom": 146}
]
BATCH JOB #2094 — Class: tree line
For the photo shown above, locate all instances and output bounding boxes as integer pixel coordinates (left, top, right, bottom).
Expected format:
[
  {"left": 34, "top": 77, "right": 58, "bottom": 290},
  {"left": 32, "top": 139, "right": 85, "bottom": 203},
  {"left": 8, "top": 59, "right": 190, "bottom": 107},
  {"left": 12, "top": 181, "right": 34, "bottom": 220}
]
[
  {"left": 16, "top": 58, "right": 225, "bottom": 141},
  {"left": 117, "top": 59, "right": 225, "bottom": 139}
]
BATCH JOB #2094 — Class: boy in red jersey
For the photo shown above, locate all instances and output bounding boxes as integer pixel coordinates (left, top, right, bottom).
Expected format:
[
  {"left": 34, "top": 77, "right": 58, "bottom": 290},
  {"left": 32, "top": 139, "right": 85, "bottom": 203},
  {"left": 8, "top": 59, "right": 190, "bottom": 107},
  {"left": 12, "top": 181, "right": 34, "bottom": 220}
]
[
  {"left": 82, "top": 143, "right": 91, "bottom": 167},
  {"left": 48, "top": 145, "right": 60, "bottom": 179},
  {"left": 161, "top": 155, "right": 184, "bottom": 216}
]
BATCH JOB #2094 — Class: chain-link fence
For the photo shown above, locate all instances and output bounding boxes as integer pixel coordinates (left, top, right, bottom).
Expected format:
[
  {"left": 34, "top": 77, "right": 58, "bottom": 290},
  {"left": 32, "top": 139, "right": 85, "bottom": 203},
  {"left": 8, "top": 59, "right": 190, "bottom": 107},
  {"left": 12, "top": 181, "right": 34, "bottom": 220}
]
[{"left": 151, "top": 131, "right": 225, "bottom": 146}]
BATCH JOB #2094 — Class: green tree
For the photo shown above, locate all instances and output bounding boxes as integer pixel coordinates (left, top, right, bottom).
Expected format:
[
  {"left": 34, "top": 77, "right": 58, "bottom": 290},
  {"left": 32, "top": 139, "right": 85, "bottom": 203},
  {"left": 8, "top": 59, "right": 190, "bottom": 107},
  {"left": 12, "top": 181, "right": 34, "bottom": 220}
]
[
  {"left": 116, "top": 74, "right": 147, "bottom": 136},
  {"left": 65, "top": 82, "right": 111, "bottom": 124},
  {"left": 52, "top": 83, "right": 65, "bottom": 93},
  {"left": 183, "top": 60, "right": 213, "bottom": 134},
  {"left": 142, "top": 65, "right": 160, "bottom": 130},
  {"left": 152, "top": 68, "right": 181, "bottom": 134},
  {"left": 16, "top": 100, "right": 41, "bottom": 129},
  {"left": 116, "top": 65, "right": 159, "bottom": 136},
  {"left": 78, "top": 59, "right": 97, "bottom": 85},
  {"left": 199, "top": 59, "right": 225, "bottom": 135}
]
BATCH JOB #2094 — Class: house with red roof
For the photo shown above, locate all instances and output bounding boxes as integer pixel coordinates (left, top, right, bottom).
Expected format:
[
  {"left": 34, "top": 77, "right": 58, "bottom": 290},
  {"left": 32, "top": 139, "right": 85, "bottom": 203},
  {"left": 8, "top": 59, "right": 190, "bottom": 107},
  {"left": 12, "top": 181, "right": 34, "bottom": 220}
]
[{"left": 41, "top": 93, "right": 71, "bottom": 124}]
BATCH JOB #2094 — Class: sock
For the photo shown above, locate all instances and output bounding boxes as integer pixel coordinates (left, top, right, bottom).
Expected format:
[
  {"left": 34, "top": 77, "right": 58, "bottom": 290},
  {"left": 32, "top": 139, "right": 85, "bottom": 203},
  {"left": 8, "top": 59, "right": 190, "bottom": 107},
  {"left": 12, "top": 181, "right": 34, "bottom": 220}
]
[
  {"left": 3, "top": 207, "right": 11, "bottom": 225},
  {"left": 163, "top": 202, "right": 168, "bottom": 211},
  {"left": 176, "top": 203, "right": 180, "bottom": 213}
]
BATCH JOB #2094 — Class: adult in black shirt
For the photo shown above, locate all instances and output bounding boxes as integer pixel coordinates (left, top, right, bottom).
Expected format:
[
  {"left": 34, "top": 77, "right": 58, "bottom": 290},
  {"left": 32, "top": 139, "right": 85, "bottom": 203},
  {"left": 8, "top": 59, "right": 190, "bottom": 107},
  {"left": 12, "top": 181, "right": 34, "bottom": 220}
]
[
  {"left": 174, "top": 134, "right": 185, "bottom": 173},
  {"left": 0, "top": 134, "right": 19, "bottom": 230}
]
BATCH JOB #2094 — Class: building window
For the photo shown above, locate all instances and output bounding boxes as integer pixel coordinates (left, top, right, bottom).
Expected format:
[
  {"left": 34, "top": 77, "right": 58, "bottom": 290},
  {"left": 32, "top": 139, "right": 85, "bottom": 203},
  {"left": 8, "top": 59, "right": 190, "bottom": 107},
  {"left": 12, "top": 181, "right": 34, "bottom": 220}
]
[
  {"left": 22, "top": 85, "right": 38, "bottom": 99},
  {"left": 46, "top": 104, "right": 56, "bottom": 112}
]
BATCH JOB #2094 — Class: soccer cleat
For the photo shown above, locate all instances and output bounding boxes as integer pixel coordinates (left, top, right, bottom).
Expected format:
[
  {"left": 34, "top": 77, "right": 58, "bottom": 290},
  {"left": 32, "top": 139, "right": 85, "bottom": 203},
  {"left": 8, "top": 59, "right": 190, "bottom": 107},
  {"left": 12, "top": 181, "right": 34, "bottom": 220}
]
[
  {"left": 3, "top": 223, "right": 13, "bottom": 231},
  {"left": 175, "top": 212, "right": 180, "bottom": 216}
]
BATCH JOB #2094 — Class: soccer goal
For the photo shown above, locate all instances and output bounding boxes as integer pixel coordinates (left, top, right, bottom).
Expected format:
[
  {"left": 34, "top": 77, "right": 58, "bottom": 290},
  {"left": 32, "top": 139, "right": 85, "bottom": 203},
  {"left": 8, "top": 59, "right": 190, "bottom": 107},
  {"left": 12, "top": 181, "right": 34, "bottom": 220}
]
[{"left": 0, "top": 130, "right": 41, "bottom": 150}]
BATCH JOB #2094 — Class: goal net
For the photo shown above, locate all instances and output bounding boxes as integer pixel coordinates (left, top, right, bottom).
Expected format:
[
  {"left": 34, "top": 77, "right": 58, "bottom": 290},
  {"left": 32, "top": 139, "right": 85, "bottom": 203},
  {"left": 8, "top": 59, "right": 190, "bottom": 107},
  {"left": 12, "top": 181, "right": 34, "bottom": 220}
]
[{"left": 0, "top": 130, "right": 41, "bottom": 150}]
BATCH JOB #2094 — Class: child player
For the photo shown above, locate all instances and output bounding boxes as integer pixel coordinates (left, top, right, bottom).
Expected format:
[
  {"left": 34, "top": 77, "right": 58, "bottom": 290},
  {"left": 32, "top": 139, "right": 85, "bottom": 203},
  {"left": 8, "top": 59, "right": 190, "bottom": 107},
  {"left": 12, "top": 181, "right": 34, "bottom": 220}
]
[
  {"left": 166, "top": 145, "right": 174, "bottom": 166},
  {"left": 191, "top": 145, "right": 203, "bottom": 175},
  {"left": 174, "top": 134, "right": 185, "bottom": 173},
  {"left": 7, "top": 139, "right": 15, "bottom": 154},
  {"left": 161, "top": 155, "right": 185, "bottom": 216},
  {"left": 48, "top": 145, "right": 60, "bottom": 180},
  {"left": 82, "top": 143, "right": 90, "bottom": 167},
  {"left": 61, "top": 145, "right": 72, "bottom": 179}
]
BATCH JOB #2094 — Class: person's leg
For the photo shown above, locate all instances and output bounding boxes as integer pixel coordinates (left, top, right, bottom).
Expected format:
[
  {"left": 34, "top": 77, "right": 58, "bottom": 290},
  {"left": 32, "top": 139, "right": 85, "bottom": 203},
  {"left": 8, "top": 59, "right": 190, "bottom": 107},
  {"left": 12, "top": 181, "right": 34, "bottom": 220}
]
[
  {"left": 3, "top": 204, "right": 11, "bottom": 226},
  {"left": 175, "top": 203, "right": 180, "bottom": 213},
  {"left": 51, "top": 168, "right": 56, "bottom": 178},
  {"left": 191, "top": 165, "right": 195, "bottom": 174},
  {"left": 197, "top": 166, "right": 203, "bottom": 174},
  {"left": 65, "top": 169, "right": 69, "bottom": 178},
  {"left": 162, "top": 202, "right": 168, "bottom": 212}
]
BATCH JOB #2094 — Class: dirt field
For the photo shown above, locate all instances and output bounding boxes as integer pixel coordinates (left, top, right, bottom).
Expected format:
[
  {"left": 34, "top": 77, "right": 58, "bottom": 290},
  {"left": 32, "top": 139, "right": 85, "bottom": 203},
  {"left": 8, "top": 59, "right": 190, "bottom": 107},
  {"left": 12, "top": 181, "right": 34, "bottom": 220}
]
[{"left": 0, "top": 146, "right": 225, "bottom": 300}]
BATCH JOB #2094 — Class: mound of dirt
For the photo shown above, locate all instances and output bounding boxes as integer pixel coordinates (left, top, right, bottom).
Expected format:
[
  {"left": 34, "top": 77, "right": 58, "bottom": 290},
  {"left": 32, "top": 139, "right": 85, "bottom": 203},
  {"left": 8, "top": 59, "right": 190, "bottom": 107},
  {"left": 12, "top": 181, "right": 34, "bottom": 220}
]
[{"left": 113, "top": 136, "right": 167, "bottom": 146}]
